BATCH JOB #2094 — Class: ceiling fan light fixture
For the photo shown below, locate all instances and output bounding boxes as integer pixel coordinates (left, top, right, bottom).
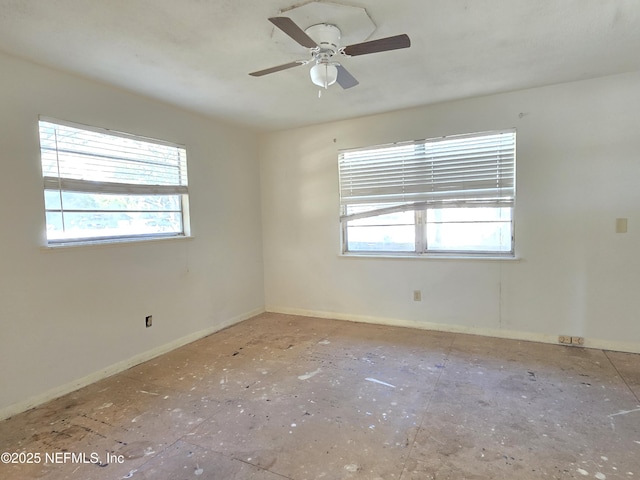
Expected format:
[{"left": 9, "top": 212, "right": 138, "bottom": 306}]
[{"left": 310, "top": 62, "right": 338, "bottom": 88}]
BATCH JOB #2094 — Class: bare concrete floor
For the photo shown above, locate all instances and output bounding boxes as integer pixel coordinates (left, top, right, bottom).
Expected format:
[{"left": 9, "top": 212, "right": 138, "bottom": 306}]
[{"left": 1, "top": 313, "right": 639, "bottom": 479}]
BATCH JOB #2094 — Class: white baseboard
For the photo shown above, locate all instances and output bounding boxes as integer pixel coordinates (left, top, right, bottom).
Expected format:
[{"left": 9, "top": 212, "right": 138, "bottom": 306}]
[
  {"left": 265, "top": 305, "right": 640, "bottom": 354},
  {"left": 0, "top": 307, "right": 264, "bottom": 421}
]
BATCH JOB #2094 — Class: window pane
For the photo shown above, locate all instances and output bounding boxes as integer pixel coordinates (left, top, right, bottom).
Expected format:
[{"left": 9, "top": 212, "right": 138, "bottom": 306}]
[
  {"left": 426, "top": 207, "right": 512, "bottom": 223},
  {"left": 46, "top": 211, "right": 182, "bottom": 242},
  {"left": 346, "top": 204, "right": 414, "bottom": 226},
  {"left": 44, "top": 190, "right": 61, "bottom": 209},
  {"left": 345, "top": 205, "right": 415, "bottom": 252},
  {"left": 426, "top": 207, "right": 512, "bottom": 252},
  {"left": 44, "top": 190, "right": 183, "bottom": 241},
  {"left": 347, "top": 225, "right": 415, "bottom": 252},
  {"left": 45, "top": 212, "right": 64, "bottom": 234},
  {"left": 55, "top": 191, "right": 181, "bottom": 211}
]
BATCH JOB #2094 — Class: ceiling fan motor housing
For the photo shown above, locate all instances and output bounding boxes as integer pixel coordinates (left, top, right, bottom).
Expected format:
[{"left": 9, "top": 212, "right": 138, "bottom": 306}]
[{"left": 305, "top": 23, "right": 341, "bottom": 55}]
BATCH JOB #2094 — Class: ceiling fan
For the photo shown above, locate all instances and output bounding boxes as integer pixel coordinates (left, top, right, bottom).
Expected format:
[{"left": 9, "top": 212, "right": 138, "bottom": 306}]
[{"left": 249, "top": 16, "right": 411, "bottom": 90}]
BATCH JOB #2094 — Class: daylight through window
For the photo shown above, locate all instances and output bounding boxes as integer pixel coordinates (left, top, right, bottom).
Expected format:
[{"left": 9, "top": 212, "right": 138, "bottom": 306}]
[
  {"left": 39, "top": 118, "right": 190, "bottom": 245},
  {"left": 339, "top": 130, "right": 515, "bottom": 256}
]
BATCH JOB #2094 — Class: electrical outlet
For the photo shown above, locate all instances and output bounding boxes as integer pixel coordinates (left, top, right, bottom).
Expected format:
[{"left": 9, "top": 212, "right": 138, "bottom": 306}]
[
  {"left": 571, "top": 336, "right": 584, "bottom": 346},
  {"left": 145, "top": 315, "right": 153, "bottom": 328},
  {"left": 413, "top": 290, "right": 422, "bottom": 302}
]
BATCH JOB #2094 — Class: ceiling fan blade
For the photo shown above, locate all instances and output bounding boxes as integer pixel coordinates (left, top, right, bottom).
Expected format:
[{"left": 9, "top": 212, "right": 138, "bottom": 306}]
[
  {"left": 343, "top": 34, "right": 411, "bottom": 57},
  {"left": 249, "top": 60, "right": 306, "bottom": 77},
  {"left": 336, "top": 65, "right": 359, "bottom": 89},
  {"left": 269, "top": 16, "right": 318, "bottom": 49}
]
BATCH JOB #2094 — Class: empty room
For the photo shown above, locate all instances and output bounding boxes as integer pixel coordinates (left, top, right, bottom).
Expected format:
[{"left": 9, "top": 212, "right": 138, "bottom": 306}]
[{"left": 1, "top": 1, "right": 639, "bottom": 479}]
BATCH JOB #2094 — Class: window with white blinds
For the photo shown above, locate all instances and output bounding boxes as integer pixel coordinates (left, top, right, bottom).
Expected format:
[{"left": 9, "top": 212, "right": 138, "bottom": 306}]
[
  {"left": 39, "top": 118, "right": 190, "bottom": 244},
  {"left": 338, "top": 130, "right": 516, "bottom": 256}
]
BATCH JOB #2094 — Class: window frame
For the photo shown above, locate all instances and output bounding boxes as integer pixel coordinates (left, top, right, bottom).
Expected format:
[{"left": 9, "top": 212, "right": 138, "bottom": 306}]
[
  {"left": 38, "top": 117, "right": 191, "bottom": 246},
  {"left": 338, "top": 129, "right": 516, "bottom": 258}
]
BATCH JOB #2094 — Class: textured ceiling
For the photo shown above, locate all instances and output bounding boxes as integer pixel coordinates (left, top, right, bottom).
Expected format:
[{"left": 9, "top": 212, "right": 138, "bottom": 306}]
[{"left": 0, "top": 0, "right": 639, "bottom": 131}]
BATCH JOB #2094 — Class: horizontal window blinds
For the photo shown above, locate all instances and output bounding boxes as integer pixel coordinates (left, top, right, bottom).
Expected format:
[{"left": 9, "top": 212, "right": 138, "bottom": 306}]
[
  {"left": 39, "top": 120, "right": 188, "bottom": 195},
  {"left": 339, "top": 130, "right": 515, "bottom": 207}
]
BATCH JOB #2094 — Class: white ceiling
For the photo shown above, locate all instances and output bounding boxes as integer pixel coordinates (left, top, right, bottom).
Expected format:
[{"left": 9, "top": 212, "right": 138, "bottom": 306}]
[{"left": 0, "top": 0, "right": 639, "bottom": 131}]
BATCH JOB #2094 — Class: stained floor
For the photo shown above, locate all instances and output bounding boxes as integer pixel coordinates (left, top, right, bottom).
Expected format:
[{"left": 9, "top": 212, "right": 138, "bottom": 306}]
[{"left": 1, "top": 312, "right": 639, "bottom": 479}]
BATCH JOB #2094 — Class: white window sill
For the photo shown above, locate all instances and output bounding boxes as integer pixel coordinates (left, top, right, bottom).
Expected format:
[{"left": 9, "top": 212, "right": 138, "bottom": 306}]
[
  {"left": 339, "top": 253, "right": 521, "bottom": 262},
  {"left": 41, "top": 235, "right": 194, "bottom": 251}
]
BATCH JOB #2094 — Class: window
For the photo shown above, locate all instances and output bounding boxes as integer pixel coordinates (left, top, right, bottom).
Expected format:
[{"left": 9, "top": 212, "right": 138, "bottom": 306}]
[
  {"left": 339, "top": 130, "right": 515, "bottom": 256},
  {"left": 39, "top": 118, "right": 190, "bottom": 245}
]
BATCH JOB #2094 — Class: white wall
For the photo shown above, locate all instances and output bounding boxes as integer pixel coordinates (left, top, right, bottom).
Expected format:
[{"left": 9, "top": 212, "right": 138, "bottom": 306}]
[
  {"left": 0, "top": 52, "right": 264, "bottom": 418},
  {"left": 260, "top": 71, "right": 640, "bottom": 353},
  {"left": 3, "top": 48, "right": 638, "bottom": 419}
]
